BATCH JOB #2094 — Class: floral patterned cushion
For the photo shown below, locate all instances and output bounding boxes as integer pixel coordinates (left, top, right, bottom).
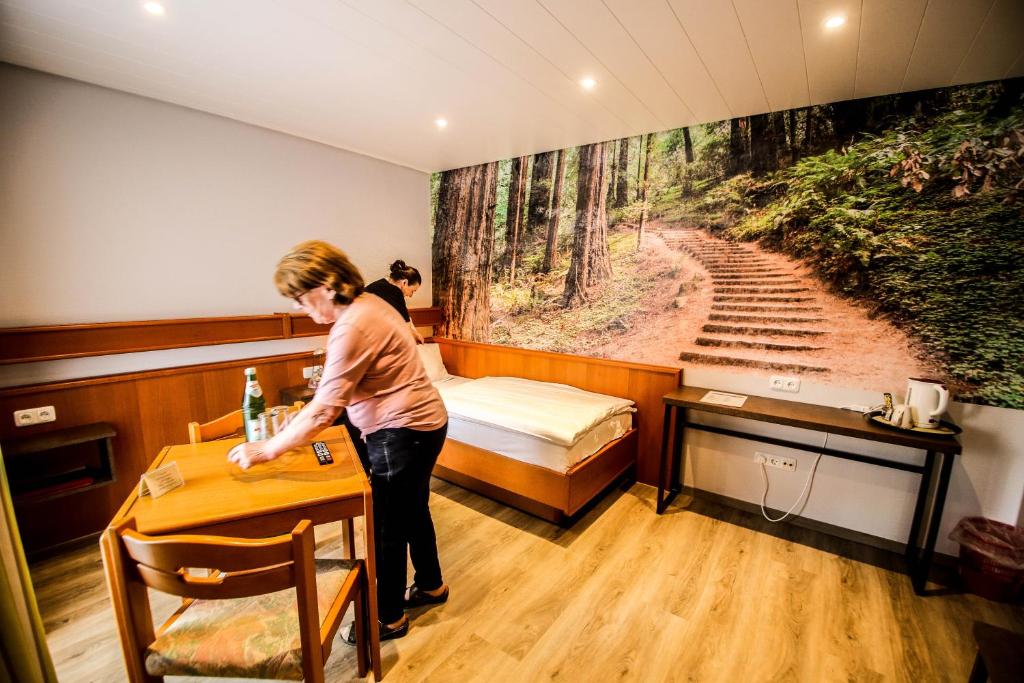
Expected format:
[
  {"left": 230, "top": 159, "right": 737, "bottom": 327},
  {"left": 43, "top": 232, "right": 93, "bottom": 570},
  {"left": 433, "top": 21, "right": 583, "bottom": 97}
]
[{"left": 145, "top": 559, "right": 357, "bottom": 680}]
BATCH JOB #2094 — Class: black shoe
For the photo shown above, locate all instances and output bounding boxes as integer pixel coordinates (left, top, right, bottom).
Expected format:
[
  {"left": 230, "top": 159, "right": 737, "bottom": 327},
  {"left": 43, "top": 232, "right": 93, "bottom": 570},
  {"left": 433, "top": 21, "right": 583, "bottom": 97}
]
[
  {"left": 344, "top": 617, "right": 409, "bottom": 645},
  {"left": 405, "top": 584, "right": 449, "bottom": 609}
]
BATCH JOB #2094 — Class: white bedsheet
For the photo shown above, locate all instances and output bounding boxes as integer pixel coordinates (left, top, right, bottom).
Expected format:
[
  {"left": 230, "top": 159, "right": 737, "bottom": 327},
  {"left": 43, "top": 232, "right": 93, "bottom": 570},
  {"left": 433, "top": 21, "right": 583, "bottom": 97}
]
[
  {"left": 432, "top": 376, "right": 634, "bottom": 472},
  {"left": 435, "top": 376, "right": 635, "bottom": 447}
]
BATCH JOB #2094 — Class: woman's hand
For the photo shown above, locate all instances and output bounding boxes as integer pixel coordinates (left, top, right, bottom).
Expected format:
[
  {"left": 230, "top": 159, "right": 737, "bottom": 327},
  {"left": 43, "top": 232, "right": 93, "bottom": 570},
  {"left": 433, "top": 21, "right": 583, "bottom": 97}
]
[{"left": 227, "top": 441, "right": 279, "bottom": 469}]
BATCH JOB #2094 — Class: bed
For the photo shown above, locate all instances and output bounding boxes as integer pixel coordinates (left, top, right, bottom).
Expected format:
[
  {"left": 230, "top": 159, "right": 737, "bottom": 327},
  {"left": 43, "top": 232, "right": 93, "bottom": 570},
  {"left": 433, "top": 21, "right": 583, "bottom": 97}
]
[{"left": 419, "top": 339, "right": 681, "bottom": 524}]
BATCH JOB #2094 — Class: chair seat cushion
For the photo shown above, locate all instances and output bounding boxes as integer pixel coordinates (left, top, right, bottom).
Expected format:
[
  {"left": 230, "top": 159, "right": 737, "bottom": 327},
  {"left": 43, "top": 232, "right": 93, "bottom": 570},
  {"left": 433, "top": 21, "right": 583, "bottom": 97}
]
[{"left": 145, "top": 558, "right": 357, "bottom": 681}]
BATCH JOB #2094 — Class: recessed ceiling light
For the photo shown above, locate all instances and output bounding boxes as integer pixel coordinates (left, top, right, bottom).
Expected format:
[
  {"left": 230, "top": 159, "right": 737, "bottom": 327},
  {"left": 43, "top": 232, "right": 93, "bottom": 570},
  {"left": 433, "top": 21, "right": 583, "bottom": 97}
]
[
  {"left": 143, "top": 1, "right": 165, "bottom": 16},
  {"left": 824, "top": 14, "right": 846, "bottom": 29},
  {"left": 580, "top": 76, "right": 597, "bottom": 91},
  {"left": 435, "top": 118, "right": 448, "bottom": 129}
]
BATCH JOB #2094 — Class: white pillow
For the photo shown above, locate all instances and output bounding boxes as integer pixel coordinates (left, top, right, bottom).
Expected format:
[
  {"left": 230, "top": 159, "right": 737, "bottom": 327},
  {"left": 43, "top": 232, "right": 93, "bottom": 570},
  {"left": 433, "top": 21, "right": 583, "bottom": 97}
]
[{"left": 417, "top": 343, "right": 450, "bottom": 382}]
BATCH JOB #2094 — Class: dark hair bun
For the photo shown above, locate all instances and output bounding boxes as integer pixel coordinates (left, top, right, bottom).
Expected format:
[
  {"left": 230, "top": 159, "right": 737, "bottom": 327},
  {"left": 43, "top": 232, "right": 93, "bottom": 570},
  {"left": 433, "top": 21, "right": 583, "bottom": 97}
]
[{"left": 388, "top": 259, "right": 422, "bottom": 285}]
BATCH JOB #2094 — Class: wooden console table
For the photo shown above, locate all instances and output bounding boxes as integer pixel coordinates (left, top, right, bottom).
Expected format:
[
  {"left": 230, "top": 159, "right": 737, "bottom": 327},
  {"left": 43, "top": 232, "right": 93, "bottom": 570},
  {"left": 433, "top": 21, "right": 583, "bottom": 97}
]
[{"left": 657, "top": 386, "right": 962, "bottom": 595}]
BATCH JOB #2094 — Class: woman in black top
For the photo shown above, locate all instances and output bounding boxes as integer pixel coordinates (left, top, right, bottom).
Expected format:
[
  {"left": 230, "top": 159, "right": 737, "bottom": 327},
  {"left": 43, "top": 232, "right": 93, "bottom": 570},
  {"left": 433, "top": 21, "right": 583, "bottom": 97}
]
[{"left": 365, "top": 260, "right": 424, "bottom": 343}]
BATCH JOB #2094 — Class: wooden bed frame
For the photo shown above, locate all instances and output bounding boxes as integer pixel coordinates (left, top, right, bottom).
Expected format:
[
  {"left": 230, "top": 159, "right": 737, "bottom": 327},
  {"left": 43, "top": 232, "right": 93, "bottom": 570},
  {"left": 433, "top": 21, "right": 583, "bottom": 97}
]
[{"left": 431, "top": 338, "right": 681, "bottom": 524}]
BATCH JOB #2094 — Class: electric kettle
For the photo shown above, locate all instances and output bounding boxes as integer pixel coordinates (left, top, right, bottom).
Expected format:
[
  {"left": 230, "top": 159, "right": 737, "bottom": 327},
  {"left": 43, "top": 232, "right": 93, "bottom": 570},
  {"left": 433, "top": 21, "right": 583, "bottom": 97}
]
[{"left": 905, "top": 378, "right": 949, "bottom": 429}]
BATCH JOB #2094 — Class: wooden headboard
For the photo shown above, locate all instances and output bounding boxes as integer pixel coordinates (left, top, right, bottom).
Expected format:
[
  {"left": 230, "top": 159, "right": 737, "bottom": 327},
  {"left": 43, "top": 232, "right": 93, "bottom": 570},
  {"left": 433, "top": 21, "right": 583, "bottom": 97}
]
[{"left": 433, "top": 338, "right": 681, "bottom": 486}]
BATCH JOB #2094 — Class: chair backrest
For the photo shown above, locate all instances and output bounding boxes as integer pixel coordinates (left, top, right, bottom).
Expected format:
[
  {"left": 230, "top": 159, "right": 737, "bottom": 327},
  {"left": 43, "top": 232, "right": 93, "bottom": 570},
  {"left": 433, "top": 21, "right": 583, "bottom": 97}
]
[
  {"left": 187, "top": 409, "right": 243, "bottom": 444},
  {"left": 109, "top": 518, "right": 332, "bottom": 681},
  {"left": 187, "top": 402, "right": 304, "bottom": 444},
  {"left": 118, "top": 519, "right": 314, "bottom": 601}
]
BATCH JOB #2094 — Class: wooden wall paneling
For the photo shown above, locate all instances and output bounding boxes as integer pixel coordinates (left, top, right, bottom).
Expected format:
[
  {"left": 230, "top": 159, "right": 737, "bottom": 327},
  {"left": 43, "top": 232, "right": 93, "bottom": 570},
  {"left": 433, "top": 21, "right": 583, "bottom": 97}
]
[
  {"left": 0, "top": 352, "right": 316, "bottom": 554},
  {"left": 0, "top": 316, "right": 286, "bottom": 364},
  {"left": 0, "top": 307, "right": 441, "bottom": 364},
  {"left": 0, "top": 381, "right": 144, "bottom": 552},
  {"left": 135, "top": 374, "right": 198, "bottom": 460},
  {"left": 434, "top": 338, "right": 681, "bottom": 486}
]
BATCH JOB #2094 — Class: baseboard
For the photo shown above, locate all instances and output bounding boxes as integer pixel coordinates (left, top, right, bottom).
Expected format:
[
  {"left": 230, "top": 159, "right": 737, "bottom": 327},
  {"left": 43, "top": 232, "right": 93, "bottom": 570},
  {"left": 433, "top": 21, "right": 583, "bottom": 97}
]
[{"left": 26, "top": 531, "right": 102, "bottom": 564}]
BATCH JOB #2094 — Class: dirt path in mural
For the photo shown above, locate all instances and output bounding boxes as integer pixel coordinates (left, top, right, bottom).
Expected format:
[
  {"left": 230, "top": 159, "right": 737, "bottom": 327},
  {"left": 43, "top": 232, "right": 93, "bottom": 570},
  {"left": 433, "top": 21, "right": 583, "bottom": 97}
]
[{"left": 591, "top": 221, "right": 939, "bottom": 391}]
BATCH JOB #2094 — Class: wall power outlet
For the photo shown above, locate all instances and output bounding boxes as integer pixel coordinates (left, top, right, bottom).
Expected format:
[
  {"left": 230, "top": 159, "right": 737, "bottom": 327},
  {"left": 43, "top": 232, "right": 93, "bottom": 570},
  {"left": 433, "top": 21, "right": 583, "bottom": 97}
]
[
  {"left": 755, "top": 451, "right": 796, "bottom": 471},
  {"left": 769, "top": 375, "right": 801, "bottom": 393},
  {"left": 12, "top": 405, "right": 56, "bottom": 427}
]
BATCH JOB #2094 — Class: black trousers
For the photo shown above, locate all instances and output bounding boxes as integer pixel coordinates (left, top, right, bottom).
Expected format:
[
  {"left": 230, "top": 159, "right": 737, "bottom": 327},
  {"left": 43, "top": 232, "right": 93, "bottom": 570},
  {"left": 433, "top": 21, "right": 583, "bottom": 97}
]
[{"left": 345, "top": 419, "right": 448, "bottom": 624}]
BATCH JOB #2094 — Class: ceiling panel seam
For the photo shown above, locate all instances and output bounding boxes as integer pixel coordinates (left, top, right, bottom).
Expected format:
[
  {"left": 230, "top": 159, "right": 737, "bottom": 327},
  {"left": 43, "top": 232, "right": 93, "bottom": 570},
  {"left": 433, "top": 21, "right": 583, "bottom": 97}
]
[
  {"left": 534, "top": 0, "right": 667, "bottom": 131},
  {"left": 599, "top": 0, "right": 696, "bottom": 122},
  {"left": 462, "top": 0, "right": 633, "bottom": 132},
  {"left": 1004, "top": 45, "right": 1024, "bottom": 79},
  {"left": 792, "top": 0, "right": 812, "bottom": 105},
  {"left": 729, "top": 0, "right": 772, "bottom": 111},
  {"left": 664, "top": 0, "right": 734, "bottom": 119},
  {"left": 950, "top": 0, "right": 997, "bottom": 85},
  {"left": 896, "top": 0, "right": 931, "bottom": 94},
  {"left": 0, "top": 24, "right": 268, "bottom": 117},
  {"left": 851, "top": 0, "right": 865, "bottom": 100},
  {"left": 344, "top": 0, "right": 593, "bottom": 137}
]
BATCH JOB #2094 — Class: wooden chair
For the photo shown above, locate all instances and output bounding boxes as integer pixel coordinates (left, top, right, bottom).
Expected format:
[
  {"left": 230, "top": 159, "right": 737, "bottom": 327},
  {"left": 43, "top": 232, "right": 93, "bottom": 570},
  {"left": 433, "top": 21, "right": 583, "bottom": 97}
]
[
  {"left": 106, "top": 518, "right": 368, "bottom": 682},
  {"left": 188, "top": 402, "right": 305, "bottom": 444}
]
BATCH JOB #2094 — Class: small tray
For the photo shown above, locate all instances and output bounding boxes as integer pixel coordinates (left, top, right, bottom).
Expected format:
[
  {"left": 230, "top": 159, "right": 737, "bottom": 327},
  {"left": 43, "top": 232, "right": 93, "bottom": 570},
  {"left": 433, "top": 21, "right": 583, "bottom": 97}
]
[{"left": 866, "top": 413, "right": 961, "bottom": 436}]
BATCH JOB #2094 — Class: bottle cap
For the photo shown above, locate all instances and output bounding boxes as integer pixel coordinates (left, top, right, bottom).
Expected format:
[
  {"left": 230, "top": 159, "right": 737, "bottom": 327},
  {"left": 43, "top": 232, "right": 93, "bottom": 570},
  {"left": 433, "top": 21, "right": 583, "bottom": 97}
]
[{"left": 244, "top": 367, "right": 256, "bottom": 375}]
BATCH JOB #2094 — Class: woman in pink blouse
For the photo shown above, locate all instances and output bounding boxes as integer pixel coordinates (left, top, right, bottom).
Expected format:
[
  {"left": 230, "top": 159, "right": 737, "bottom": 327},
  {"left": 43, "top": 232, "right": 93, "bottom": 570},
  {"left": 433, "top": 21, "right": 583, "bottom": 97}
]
[{"left": 228, "top": 240, "right": 450, "bottom": 642}]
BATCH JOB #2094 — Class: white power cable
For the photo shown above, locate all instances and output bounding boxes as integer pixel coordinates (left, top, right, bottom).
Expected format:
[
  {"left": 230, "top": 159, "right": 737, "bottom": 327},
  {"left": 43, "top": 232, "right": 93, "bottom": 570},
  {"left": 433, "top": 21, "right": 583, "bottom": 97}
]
[{"left": 759, "top": 433, "right": 829, "bottom": 523}]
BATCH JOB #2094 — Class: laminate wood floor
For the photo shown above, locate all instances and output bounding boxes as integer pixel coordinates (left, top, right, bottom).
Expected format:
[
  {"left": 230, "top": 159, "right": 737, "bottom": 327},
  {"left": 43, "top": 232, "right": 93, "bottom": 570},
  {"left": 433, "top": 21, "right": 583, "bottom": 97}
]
[{"left": 32, "top": 480, "right": 1024, "bottom": 682}]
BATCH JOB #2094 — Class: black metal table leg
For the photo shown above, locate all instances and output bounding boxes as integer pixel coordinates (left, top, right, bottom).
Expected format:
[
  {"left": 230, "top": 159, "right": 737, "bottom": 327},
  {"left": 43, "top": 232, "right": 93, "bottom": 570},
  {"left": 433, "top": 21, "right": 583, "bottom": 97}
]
[
  {"left": 913, "top": 450, "right": 955, "bottom": 594},
  {"left": 906, "top": 450, "right": 936, "bottom": 567},
  {"left": 657, "top": 404, "right": 672, "bottom": 513},
  {"left": 670, "top": 407, "right": 685, "bottom": 497}
]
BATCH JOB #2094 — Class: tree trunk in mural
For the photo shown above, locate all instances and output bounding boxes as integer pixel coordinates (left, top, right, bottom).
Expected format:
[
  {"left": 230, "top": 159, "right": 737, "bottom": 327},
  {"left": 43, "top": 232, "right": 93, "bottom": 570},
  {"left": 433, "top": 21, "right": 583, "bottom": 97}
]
[
  {"left": 563, "top": 142, "right": 610, "bottom": 307},
  {"left": 683, "top": 127, "right": 694, "bottom": 164},
  {"left": 525, "top": 151, "right": 555, "bottom": 242},
  {"left": 589, "top": 145, "right": 613, "bottom": 282},
  {"left": 749, "top": 113, "right": 774, "bottom": 176},
  {"left": 993, "top": 78, "right": 1024, "bottom": 117},
  {"left": 605, "top": 143, "right": 616, "bottom": 225},
  {"left": 635, "top": 138, "right": 643, "bottom": 200},
  {"left": 803, "top": 108, "right": 815, "bottom": 153},
  {"left": 615, "top": 138, "right": 630, "bottom": 208},
  {"left": 637, "top": 133, "right": 653, "bottom": 251},
  {"left": 502, "top": 155, "right": 528, "bottom": 282},
  {"left": 728, "top": 117, "right": 747, "bottom": 174},
  {"left": 788, "top": 109, "right": 799, "bottom": 164},
  {"left": 608, "top": 139, "right": 619, "bottom": 207},
  {"left": 432, "top": 162, "right": 498, "bottom": 341},
  {"left": 771, "top": 112, "right": 788, "bottom": 169},
  {"left": 541, "top": 148, "right": 565, "bottom": 274},
  {"left": 831, "top": 100, "right": 871, "bottom": 149}
]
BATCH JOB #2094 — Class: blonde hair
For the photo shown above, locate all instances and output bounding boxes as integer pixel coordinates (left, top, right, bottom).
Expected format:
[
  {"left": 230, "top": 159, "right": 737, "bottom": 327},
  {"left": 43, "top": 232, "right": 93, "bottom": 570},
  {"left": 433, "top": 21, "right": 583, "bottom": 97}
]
[{"left": 275, "top": 240, "right": 364, "bottom": 305}]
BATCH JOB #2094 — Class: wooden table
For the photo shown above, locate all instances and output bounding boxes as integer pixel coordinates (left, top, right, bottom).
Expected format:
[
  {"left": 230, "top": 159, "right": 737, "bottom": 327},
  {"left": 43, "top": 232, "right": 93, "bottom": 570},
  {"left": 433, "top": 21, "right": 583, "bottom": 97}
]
[
  {"left": 99, "top": 426, "right": 381, "bottom": 679},
  {"left": 657, "top": 386, "right": 962, "bottom": 595}
]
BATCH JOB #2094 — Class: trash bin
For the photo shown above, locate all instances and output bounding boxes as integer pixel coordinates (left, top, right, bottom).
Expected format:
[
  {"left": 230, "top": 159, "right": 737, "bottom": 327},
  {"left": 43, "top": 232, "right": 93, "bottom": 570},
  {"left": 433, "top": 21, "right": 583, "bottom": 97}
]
[{"left": 949, "top": 517, "right": 1024, "bottom": 603}]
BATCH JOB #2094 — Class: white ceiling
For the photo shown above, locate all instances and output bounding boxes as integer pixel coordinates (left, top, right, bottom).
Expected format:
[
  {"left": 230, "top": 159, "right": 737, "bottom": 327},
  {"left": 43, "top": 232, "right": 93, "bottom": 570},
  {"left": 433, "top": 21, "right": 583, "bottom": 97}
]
[{"left": 2, "top": 0, "right": 1022, "bottom": 173}]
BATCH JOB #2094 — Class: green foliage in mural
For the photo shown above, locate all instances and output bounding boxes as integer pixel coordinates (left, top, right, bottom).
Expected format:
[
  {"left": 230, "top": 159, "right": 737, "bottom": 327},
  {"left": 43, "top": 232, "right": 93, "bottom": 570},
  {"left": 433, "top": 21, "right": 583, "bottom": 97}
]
[{"left": 654, "top": 94, "right": 1024, "bottom": 407}]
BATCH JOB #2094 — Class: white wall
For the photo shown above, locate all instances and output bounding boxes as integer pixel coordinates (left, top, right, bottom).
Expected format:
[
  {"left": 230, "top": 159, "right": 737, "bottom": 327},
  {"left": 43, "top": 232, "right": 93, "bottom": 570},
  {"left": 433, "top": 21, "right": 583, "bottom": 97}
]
[
  {"left": 0, "top": 63, "right": 431, "bottom": 384},
  {"left": 683, "top": 367, "right": 1024, "bottom": 555}
]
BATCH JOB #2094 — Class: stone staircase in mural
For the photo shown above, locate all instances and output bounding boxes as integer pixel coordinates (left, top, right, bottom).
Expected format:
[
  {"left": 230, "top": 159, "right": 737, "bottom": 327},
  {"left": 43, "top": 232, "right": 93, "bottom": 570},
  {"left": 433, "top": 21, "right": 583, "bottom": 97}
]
[{"left": 656, "top": 226, "right": 833, "bottom": 375}]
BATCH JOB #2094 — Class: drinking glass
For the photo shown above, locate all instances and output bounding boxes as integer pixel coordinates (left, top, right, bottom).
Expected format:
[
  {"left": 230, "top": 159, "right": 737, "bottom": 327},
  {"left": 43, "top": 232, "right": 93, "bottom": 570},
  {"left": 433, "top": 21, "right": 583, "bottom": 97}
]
[
  {"left": 270, "top": 406, "right": 290, "bottom": 434},
  {"left": 258, "top": 411, "right": 274, "bottom": 439}
]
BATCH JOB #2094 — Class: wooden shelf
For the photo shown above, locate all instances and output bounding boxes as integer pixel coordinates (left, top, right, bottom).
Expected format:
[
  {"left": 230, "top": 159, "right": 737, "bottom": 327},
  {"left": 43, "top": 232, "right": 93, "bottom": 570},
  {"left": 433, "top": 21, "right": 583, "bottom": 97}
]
[{"left": 2, "top": 421, "right": 117, "bottom": 504}]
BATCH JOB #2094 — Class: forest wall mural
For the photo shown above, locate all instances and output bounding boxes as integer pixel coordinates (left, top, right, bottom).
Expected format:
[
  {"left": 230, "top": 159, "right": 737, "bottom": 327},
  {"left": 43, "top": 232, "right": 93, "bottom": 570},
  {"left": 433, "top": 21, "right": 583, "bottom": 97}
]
[{"left": 431, "top": 79, "right": 1024, "bottom": 410}]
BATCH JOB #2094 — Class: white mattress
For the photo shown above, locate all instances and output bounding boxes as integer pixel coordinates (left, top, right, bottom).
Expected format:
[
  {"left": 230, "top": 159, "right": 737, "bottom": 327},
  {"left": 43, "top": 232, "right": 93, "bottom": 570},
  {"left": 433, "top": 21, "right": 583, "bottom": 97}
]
[{"left": 432, "top": 376, "right": 633, "bottom": 473}]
